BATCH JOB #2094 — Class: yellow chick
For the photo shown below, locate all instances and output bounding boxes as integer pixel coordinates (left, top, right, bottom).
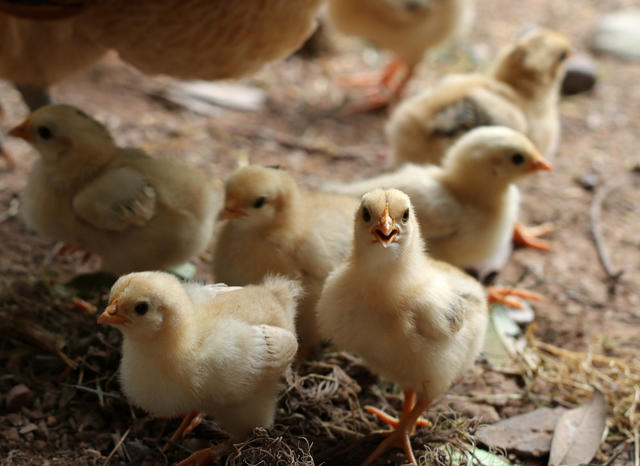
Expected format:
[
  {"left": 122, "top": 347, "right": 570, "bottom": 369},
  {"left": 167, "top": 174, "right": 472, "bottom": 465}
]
[
  {"left": 327, "top": 0, "right": 472, "bottom": 111},
  {"left": 329, "top": 126, "right": 552, "bottom": 266},
  {"left": 98, "top": 271, "right": 301, "bottom": 465},
  {"left": 316, "top": 188, "right": 488, "bottom": 465},
  {"left": 1, "top": 0, "right": 323, "bottom": 81},
  {"left": 388, "top": 28, "right": 571, "bottom": 165},
  {"left": 213, "top": 165, "right": 360, "bottom": 357},
  {"left": 10, "top": 104, "right": 220, "bottom": 274},
  {"left": 327, "top": 127, "right": 552, "bottom": 305}
]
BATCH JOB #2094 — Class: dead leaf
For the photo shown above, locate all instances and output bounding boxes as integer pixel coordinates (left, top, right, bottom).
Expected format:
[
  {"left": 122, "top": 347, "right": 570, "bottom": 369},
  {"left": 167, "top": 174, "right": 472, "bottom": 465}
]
[
  {"left": 476, "top": 407, "right": 566, "bottom": 457},
  {"left": 483, "top": 305, "right": 521, "bottom": 371},
  {"left": 548, "top": 390, "right": 607, "bottom": 466},
  {"left": 165, "top": 80, "right": 266, "bottom": 113}
]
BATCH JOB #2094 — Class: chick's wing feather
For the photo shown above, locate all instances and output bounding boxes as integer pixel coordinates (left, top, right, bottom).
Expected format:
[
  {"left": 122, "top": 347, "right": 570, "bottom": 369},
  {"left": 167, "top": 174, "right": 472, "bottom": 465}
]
[
  {"left": 72, "top": 166, "right": 156, "bottom": 231},
  {"left": 406, "top": 176, "right": 463, "bottom": 240}
]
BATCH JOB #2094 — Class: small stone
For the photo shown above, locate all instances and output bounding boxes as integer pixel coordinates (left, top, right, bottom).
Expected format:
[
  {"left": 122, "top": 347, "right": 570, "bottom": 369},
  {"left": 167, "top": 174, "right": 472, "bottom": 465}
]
[
  {"left": 47, "top": 416, "right": 57, "bottom": 426},
  {"left": 449, "top": 400, "right": 501, "bottom": 424},
  {"left": 19, "top": 423, "right": 38, "bottom": 435},
  {"left": 5, "top": 384, "right": 34, "bottom": 412},
  {"left": 578, "top": 172, "right": 600, "bottom": 191},
  {"left": 562, "top": 55, "right": 597, "bottom": 95},
  {"left": 590, "top": 9, "right": 640, "bottom": 60}
]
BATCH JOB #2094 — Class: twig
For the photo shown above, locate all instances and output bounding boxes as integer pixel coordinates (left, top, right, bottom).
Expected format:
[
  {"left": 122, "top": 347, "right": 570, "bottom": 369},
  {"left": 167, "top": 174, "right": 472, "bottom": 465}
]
[
  {"left": 103, "top": 425, "right": 131, "bottom": 466},
  {"left": 215, "top": 123, "right": 385, "bottom": 161},
  {"left": 589, "top": 180, "right": 624, "bottom": 294}
]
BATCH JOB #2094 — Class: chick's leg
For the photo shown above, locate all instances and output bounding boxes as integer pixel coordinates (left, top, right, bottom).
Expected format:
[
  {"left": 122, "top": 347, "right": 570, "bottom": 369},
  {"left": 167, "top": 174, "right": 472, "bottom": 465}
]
[
  {"left": 365, "top": 389, "right": 431, "bottom": 433},
  {"left": 163, "top": 410, "right": 204, "bottom": 452},
  {"left": 513, "top": 221, "right": 553, "bottom": 251},
  {"left": 363, "top": 398, "right": 431, "bottom": 466},
  {"left": 487, "top": 286, "right": 543, "bottom": 310},
  {"left": 176, "top": 440, "right": 233, "bottom": 466}
]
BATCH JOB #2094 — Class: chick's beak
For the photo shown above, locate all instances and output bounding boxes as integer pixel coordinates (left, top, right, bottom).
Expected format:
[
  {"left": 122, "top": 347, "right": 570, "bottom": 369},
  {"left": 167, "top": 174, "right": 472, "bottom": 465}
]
[
  {"left": 529, "top": 155, "right": 553, "bottom": 172},
  {"left": 372, "top": 203, "right": 399, "bottom": 248},
  {"left": 9, "top": 119, "right": 32, "bottom": 141},
  {"left": 218, "top": 201, "right": 246, "bottom": 220},
  {"left": 97, "top": 302, "right": 129, "bottom": 325}
]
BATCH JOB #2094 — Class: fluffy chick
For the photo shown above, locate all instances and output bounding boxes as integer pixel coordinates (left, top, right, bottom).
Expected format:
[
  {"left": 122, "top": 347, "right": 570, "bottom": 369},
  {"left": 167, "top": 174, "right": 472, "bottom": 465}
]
[
  {"left": 388, "top": 28, "right": 570, "bottom": 166},
  {"left": 11, "top": 104, "right": 220, "bottom": 274},
  {"left": 327, "top": 127, "right": 552, "bottom": 272},
  {"left": 327, "top": 0, "right": 472, "bottom": 111},
  {"left": 316, "top": 188, "right": 488, "bottom": 465},
  {"left": 98, "top": 272, "right": 301, "bottom": 465},
  {"left": 1, "top": 0, "right": 322, "bottom": 81},
  {"left": 213, "top": 165, "right": 360, "bottom": 355}
]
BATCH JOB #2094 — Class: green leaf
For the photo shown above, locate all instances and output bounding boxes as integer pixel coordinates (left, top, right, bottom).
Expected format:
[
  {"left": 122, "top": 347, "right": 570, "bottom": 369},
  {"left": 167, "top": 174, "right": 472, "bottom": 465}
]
[
  {"left": 167, "top": 262, "right": 198, "bottom": 280},
  {"left": 437, "top": 444, "right": 513, "bottom": 466}
]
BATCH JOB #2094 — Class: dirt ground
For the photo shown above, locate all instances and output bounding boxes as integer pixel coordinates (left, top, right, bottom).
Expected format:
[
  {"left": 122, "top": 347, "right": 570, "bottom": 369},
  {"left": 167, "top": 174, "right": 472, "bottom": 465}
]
[{"left": 1, "top": 0, "right": 639, "bottom": 464}]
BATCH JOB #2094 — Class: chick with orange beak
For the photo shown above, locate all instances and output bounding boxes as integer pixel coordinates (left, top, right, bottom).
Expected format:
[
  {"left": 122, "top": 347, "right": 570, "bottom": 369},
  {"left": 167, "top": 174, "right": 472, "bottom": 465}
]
[
  {"left": 9, "top": 104, "right": 221, "bottom": 274},
  {"left": 326, "top": 126, "right": 553, "bottom": 307},
  {"left": 316, "top": 188, "right": 488, "bottom": 465},
  {"left": 212, "top": 165, "right": 359, "bottom": 358},
  {"left": 98, "top": 271, "right": 301, "bottom": 465}
]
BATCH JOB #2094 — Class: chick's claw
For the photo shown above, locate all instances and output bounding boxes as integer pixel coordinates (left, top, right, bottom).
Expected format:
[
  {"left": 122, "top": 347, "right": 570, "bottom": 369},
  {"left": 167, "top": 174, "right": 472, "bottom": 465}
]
[
  {"left": 163, "top": 410, "right": 204, "bottom": 452},
  {"left": 488, "top": 286, "right": 543, "bottom": 310},
  {"left": 513, "top": 221, "right": 554, "bottom": 251},
  {"left": 177, "top": 442, "right": 233, "bottom": 466}
]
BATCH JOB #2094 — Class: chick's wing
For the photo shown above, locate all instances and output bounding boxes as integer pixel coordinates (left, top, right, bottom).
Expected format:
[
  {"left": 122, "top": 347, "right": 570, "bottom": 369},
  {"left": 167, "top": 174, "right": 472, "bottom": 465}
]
[{"left": 72, "top": 166, "right": 156, "bottom": 231}]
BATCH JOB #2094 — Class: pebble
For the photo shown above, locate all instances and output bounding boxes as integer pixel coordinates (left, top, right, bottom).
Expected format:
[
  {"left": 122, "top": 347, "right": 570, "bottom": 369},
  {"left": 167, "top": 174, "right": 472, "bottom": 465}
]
[
  {"left": 5, "top": 384, "right": 34, "bottom": 413},
  {"left": 591, "top": 8, "right": 640, "bottom": 60},
  {"left": 3, "top": 427, "right": 20, "bottom": 442},
  {"left": 562, "top": 54, "right": 597, "bottom": 95}
]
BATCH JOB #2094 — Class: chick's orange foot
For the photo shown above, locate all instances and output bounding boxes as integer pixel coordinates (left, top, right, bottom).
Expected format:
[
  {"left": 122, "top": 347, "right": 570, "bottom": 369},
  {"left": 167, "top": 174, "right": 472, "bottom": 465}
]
[
  {"left": 363, "top": 399, "right": 430, "bottom": 466},
  {"left": 513, "top": 221, "right": 553, "bottom": 251},
  {"left": 177, "top": 441, "right": 233, "bottom": 466},
  {"left": 487, "top": 286, "right": 543, "bottom": 310},
  {"left": 365, "top": 389, "right": 430, "bottom": 433},
  {"left": 163, "top": 410, "right": 204, "bottom": 452}
]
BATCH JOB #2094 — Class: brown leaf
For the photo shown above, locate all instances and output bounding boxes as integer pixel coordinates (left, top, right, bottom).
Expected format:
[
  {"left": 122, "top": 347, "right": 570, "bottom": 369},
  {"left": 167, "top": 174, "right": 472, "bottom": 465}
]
[
  {"left": 476, "top": 407, "right": 566, "bottom": 457},
  {"left": 548, "top": 390, "right": 607, "bottom": 466}
]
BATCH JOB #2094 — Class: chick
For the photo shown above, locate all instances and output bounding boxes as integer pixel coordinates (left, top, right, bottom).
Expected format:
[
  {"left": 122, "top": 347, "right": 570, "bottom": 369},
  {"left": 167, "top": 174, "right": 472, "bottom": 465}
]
[
  {"left": 327, "top": 127, "right": 552, "bottom": 305},
  {"left": 316, "top": 188, "right": 488, "bottom": 465},
  {"left": 1, "top": 0, "right": 323, "bottom": 81},
  {"left": 0, "top": 12, "right": 107, "bottom": 168},
  {"left": 327, "top": 0, "right": 472, "bottom": 111},
  {"left": 98, "top": 272, "right": 301, "bottom": 465},
  {"left": 388, "top": 28, "right": 571, "bottom": 165},
  {"left": 213, "top": 165, "right": 360, "bottom": 357},
  {"left": 10, "top": 104, "right": 220, "bottom": 274}
]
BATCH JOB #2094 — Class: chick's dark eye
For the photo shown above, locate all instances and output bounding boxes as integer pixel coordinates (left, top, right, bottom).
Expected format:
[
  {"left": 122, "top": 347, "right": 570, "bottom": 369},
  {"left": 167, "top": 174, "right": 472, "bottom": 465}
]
[
  {"left": 511, "top": 153, "right": 525, "bottom": 165},
  {"left": 402, "top": 209, "right": 410, "bottom": 223},
  {"left": 37, "top": 126, "right": 52, "bottom": 140},
  {"left": 362, "top": 207, "right": 371, "bottom": 222},
  {"left": 559, "top": 51, "right": 568, "bottom": 61},
  {"left": 134, "top": 302, "right": 148, "bottom": 315},
  {"left": 253, "top": 196, "right": 266, "bottom": 209}
]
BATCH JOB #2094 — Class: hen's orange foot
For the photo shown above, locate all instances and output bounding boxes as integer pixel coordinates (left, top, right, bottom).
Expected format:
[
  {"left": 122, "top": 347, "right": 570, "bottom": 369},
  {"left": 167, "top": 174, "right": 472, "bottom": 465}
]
[
  {"left": 513, "top": 221, "right": 553, "bottom": 251},
  {"left": 177, "top": 441, "right": 233, "bottom": 466},
  {"left": 488, "top": 286, "right": 543, "bottom": 310},
  {"left": 163, "top": 410, "right": 204, "bottom": 452}
]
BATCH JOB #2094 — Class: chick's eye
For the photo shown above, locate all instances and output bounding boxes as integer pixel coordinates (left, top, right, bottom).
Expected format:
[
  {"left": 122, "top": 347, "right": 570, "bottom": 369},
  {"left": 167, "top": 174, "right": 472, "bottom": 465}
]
[
  {"left": 37, "top": 126, "right": 52, "bottom": 140},
  {"left": 362, "top": 207, "right": 371, "bottom": 222},
  {"left": 134, "top": 302, "right": 148, "bottom": 315},
  {"left": 253, "top": 196, "right": 266, "bottom": 209},
  {"left": 402, "top": 209, "right": 410, "bottom": 223},
  {"left": 511, "top": 153, "right": 525, "bottom": 165},
  {"left": 559, "top": 51, "right": 568, "bottom": 61}
]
